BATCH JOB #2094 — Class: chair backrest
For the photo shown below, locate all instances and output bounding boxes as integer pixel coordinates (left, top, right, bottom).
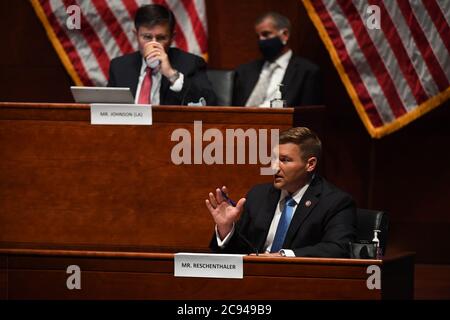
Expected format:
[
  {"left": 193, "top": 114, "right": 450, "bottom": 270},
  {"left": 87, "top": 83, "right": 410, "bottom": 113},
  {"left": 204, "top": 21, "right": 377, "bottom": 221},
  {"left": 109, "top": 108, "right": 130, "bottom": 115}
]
[
  {"left": 356, "top": 208, "right": 389, "bottom": 253},
  {"left": 206, "top": 69, "right": 235, "bottom": 106}
]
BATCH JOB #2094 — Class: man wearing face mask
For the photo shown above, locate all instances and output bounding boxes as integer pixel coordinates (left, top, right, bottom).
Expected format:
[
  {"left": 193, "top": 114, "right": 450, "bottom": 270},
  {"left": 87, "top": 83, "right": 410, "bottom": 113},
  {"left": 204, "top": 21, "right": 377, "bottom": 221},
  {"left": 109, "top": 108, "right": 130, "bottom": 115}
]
[
  {"left": 108, "top": 4, "right": 216, "bottom": 106},
  {"left": 232, "top": 12, "right": 322, "bottom": 107}
]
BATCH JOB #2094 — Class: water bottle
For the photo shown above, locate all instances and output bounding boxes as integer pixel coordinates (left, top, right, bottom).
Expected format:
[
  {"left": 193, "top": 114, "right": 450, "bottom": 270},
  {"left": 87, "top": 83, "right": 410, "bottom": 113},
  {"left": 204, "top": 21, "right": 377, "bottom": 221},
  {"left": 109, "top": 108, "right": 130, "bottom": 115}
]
[
  {"left": 372, "top": 229, "right": 383, "bottom": 259},
  {"left": 270, "top": 84, "right": 286, "bottom": 108}
]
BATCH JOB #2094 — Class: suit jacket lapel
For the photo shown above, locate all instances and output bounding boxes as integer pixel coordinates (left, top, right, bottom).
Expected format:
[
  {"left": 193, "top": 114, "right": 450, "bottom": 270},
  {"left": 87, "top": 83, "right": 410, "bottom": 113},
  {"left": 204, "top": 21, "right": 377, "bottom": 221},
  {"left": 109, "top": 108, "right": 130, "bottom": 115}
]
[
  {"left": 244, "top": 60, "right": 265, "bottom": 103},
  {"left": 130, "top": 52, "right": 142, "bottom": 97},
  {"left": 281, "top": 56, "right": 299, "bottom": 106},
  {"left": 283, "top": 176, "right": 322, "bottom": 247},
  {"left": 256, "top": 186, "right": 281, "bottom": 250},
  {"left": 160, "top": 77, "right": 170, "bottom": 104}
]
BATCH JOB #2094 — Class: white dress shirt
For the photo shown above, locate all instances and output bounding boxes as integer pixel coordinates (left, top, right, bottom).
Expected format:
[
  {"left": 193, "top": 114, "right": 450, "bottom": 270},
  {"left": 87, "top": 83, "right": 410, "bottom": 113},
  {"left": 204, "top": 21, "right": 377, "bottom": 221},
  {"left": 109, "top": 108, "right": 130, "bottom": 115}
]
[
  {"left": 257, "top": 49, "right": 292, "bottom": 108},
  {"left": 135, "top": 59, "right": 184, "bottom": 105},
  {"left": 216, "top": 180, "right": 311, "bottom": 257}
]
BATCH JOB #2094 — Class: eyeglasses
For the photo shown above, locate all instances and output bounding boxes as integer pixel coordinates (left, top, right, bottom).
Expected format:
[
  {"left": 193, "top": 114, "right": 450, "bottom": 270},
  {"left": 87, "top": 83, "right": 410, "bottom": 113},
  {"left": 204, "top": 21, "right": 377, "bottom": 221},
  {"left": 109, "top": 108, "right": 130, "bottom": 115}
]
[{"left": 139, "top": 33, "right": 170, "bottom": 43}]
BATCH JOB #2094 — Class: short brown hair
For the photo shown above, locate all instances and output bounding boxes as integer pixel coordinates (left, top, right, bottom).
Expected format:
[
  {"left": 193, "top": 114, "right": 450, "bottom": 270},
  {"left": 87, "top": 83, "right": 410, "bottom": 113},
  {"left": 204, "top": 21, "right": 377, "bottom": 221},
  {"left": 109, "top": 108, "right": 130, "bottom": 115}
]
[
  {"left": 134, "top": 4, "right": 175, "bottom": 35},
  {"left": 279, "top": 127, "right": 322, "bottom": 162}
]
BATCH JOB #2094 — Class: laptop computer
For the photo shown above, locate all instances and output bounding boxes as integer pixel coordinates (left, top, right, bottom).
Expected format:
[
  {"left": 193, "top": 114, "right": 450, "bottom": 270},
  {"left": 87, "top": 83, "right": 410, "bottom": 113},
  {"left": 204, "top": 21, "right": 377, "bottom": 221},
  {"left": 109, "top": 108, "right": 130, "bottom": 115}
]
[{"left": 71, "top": 86, "right": 134, "bottom": 104}]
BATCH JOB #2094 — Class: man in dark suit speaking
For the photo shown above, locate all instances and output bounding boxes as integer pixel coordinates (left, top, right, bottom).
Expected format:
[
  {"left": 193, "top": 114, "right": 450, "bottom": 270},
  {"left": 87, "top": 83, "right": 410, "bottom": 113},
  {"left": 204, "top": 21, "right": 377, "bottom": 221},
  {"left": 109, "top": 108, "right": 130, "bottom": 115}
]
[
  {"left": 206, "top": 127, "right": 356, "bottom": 257},
  {"left": 232, "top": 12, "right": 322, "bottom": 107},
  {"left": 108, "top": 4, "right": 216, "bottom": 106}
]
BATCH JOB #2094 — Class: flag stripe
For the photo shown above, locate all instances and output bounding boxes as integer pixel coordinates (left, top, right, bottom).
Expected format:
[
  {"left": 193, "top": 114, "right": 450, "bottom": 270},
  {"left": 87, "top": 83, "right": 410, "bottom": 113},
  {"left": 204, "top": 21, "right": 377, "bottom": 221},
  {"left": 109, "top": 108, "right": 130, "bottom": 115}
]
[
  {"left": 353, "top": 0, "right": 419, "bottom": 112},
  {"left": 172, "top": 18, "right": 189, "bottom": 51},
  {"left": 122, "top": 0, "right": 139, "bottom": 22},
  {"left": 313, "top": 0, "right": 384, "bottom": 127},
  {"left": 43, "top": 0, "right": 93, "bottom": 86},
  {"left": 50, "top": 0, "right": 107, "bottom": 85},
  {"left": 326, "top": 1, "right": 395, "bottom": 123},
  {"left": 369, "top": 0, "right": 428, "bottom": 106},
  {"left": 397, "top": 0, "right": 449, "bottom": 91},
  {"left": 167, "top": 0, "right": 200, "bottom": 54},
  {"left": 32, "top": 1, "right": 208, "bottom": 86},
  {"left": 194, "top": 0, "right": 208, "bottom": 35},
  {"left": 338, "top": 0, "right": 407, "bottom": 118},
  {"left": 436, "top": 0, "right": 450, "bottom": 26},
  {"left": 104, "top": 1, "right": 138, "bottom": 52},
  {"left": 327, "top": 0, "right": 396, "bottom": 123},
  {"left": 76, "top": 0, "right": 119, "bottom": 66},
  {"left": 181, "top": 0, "right": 207, "bottom": 53},
  {"left": 331, "top": 1, "right": 398, "bottom": 122},
  {"left": 303, "top": 0, "right": 450, "bottom": 138},
  {"left": 35, "top": 0, "right": 87, "bottom": 85},
  {"left": 410, "top": 1, "right": 450, "bottom": 81},
  {"left": 62, "top": 0, "right": 110, "bottom": 81},
  {"left": 92, "top": 0, "right": 134, "bottom": 55},
  {"left": 145, "top": 0, "right": 189, "bottom": 51},
  {"left": 422, "top": 0, "right": 450, "bottom": 54},
  {"left": 382, "top": 0, "right": 440, "bottom": 98}
]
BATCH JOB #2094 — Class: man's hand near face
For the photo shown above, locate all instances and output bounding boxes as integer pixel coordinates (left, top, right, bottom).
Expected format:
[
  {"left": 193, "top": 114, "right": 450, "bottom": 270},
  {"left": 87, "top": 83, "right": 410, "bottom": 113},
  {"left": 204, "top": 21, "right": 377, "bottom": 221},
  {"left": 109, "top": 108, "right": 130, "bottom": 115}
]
[{"left": 143, "top": 41, "right": 178, "bottom": 80}]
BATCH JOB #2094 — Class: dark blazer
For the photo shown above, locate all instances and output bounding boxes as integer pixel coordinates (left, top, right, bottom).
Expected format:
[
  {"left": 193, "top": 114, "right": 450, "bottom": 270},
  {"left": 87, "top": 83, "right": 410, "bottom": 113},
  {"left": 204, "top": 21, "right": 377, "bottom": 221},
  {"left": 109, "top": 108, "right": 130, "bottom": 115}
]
[
  {"left": 108, "top": 48, "right": 216, "bottom": 105},
  {"left": 232, "top": 54, "right": 322, "bottom": 107},
  {"left": 210, "top": 176, "right": 356, "bottom": 258}
]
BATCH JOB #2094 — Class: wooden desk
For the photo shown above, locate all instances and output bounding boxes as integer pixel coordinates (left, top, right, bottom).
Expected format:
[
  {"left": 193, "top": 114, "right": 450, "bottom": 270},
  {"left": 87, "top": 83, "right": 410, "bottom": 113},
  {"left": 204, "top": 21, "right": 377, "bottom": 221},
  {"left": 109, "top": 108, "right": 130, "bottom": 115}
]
[
  {"left": 3, "top": 102, "right": 403, "bottom": 301},
  {"left": 0, "top": 102, "right": 304, "bottom": 251},
  {"left": 0, "top": 247, "right": 414, "bottom": 300}
]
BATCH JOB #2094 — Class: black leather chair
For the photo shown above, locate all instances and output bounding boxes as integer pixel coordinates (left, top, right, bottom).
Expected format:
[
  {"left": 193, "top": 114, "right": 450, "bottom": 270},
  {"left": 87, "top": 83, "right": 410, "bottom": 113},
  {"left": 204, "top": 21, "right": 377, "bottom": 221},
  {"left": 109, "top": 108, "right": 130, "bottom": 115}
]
[
  {"left": 355, "top": 208, "right": 389, "bottom": 254},
  {"left": 206, "top": 69, "right": 235, "bottom": 106}
]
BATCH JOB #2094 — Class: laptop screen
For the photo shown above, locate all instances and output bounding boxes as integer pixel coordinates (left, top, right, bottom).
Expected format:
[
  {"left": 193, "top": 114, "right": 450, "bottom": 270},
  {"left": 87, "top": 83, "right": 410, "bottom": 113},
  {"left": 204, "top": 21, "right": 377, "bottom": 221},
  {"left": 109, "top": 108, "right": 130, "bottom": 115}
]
[{"left": 71, "top": 86, "right": 134, "bottom": 104}]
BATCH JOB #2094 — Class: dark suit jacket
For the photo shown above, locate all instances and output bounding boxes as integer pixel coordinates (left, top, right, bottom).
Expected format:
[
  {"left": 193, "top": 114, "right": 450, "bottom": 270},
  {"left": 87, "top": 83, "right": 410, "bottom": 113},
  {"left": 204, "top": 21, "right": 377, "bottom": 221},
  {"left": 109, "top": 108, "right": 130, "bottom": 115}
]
[
  {"left": 232, "top": 54, "right": 322, "bottom": 107},
  {"left": 210, "top": 176, "right": 356, "bottom": 258},
  {"left": 108, "top": 48, "right": 216, "bottom": 105}
]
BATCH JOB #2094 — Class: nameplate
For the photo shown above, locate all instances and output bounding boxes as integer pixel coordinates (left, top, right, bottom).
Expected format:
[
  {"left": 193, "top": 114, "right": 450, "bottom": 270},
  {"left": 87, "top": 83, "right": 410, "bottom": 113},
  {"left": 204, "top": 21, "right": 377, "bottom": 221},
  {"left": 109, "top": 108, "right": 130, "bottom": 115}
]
[
  {"left": 174, "top": 253, "right": 244, "bottom": 279},
  {"left": 90, "top": 104, "right": 152, "bottom": 125}
]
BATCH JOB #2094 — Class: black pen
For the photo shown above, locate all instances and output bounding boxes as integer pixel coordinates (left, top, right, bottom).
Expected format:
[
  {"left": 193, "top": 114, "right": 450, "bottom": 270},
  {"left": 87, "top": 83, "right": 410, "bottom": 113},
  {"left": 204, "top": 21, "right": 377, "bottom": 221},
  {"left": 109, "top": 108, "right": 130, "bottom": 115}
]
[{"left": 221, "top": 190, "right": 236, "bottom": 206}]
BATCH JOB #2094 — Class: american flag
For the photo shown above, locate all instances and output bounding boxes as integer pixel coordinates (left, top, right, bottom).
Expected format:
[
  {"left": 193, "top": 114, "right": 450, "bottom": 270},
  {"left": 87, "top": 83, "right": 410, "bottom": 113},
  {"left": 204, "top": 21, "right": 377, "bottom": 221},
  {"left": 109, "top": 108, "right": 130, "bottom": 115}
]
[
  {"left": 30, "top": 0, "right": 208, "bottom": 87},
  {"left": 303, "top": 0, "right": 450, "bottom": 138}
]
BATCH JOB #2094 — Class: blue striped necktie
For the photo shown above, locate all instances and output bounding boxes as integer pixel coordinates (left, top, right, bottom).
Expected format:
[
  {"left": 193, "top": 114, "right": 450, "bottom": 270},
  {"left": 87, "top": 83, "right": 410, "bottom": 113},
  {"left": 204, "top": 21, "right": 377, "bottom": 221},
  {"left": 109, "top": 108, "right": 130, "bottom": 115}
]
[{"left": 271, "top": 196, "right": 297, "bottom": 253}]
